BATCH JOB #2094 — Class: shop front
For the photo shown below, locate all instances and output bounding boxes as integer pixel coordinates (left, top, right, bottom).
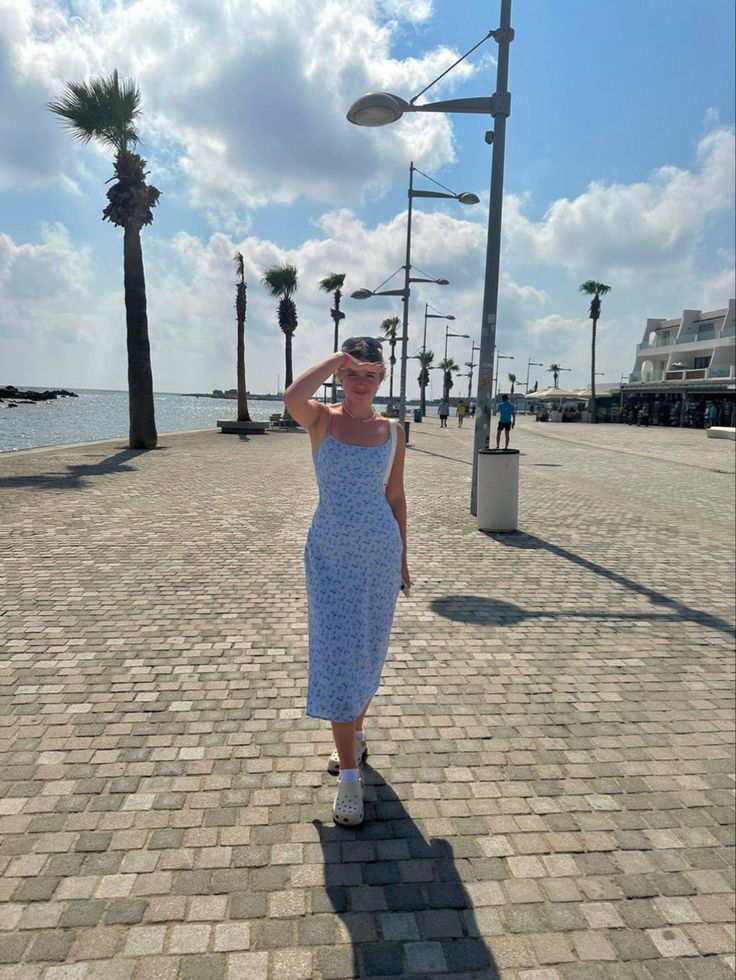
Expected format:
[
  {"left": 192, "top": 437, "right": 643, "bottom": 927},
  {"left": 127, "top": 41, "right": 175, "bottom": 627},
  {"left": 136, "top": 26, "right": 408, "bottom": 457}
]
[{"left": 622, "top": 382, "right": 736, "bottom": 428}]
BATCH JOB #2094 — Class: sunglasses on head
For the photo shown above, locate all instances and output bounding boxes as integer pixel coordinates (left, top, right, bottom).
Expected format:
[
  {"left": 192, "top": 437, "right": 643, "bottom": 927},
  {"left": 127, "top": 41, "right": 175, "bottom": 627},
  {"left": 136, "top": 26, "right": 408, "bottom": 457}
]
[{"left": 341, "top": 336, "right": 384, "bottom": 363}]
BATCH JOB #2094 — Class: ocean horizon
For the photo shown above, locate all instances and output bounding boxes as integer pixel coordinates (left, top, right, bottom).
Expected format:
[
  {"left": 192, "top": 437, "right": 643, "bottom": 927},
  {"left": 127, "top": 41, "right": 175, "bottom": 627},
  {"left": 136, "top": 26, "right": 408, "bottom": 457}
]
[{"left": 0, "top": 386, "right": 427, "bottom": 453}]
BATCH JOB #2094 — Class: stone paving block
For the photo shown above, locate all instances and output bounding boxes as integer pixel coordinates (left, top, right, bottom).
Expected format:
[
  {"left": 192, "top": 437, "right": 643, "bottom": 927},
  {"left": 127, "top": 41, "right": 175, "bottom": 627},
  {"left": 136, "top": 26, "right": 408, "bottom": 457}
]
[
  {"left": 270, "top": 948, "right": 313, "bottom": 980},
  {"left": 178, "top": 953, "right": 226, "bottom": 979},
  {"left": 1, "top": 421, "right": 734, "bottom": 976}
]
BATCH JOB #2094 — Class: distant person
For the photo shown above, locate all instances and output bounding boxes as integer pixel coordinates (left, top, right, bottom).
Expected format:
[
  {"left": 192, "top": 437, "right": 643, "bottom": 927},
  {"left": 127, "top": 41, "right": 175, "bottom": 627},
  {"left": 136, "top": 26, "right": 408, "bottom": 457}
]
[
  {"left": 469, "top": 403, "right": 476, "bottom": 418},
  {"left": 456, "top": 401, "right": 466, "bottom": 427},
  {"left": 495, "top": 394, "right": 516, "bottom": 449},
  {"left": 706, "top": 402, "right": 718, "bottom": 428},
  {"left": 437, "top": 399, "right": 450, "bottom": 428}
]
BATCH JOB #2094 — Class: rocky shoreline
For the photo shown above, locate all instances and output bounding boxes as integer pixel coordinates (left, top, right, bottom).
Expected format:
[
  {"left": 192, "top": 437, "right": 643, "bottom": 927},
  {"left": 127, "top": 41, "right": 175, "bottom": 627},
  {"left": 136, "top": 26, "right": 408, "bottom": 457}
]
[{"left": 1, "top": 386, "right": 78, "bottom": 407}]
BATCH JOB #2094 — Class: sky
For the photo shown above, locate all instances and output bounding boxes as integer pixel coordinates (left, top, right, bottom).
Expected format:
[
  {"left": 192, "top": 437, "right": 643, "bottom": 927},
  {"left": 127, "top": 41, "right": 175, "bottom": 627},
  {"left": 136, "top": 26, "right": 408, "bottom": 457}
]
[{"left": 1, "top": 0, "right": 734, "bottom": 399}]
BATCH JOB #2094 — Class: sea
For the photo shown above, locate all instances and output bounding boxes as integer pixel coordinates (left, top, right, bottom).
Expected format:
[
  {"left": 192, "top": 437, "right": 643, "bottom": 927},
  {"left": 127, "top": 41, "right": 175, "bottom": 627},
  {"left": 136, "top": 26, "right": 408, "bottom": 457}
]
[{"left": 0, "top": 388, "right": 423, "bottom": 454}]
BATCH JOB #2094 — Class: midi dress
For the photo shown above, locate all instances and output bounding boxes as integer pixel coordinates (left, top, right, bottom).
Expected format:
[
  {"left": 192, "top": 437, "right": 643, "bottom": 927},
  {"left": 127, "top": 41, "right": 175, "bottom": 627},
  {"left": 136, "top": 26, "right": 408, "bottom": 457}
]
[{"left": 305, "top": 417, "right": 403, "bottom": 722}]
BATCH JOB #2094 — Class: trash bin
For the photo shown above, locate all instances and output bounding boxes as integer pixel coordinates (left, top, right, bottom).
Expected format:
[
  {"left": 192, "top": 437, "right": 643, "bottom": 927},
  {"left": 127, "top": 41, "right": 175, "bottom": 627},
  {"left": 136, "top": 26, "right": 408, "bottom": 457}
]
[
  {"left": 477, "top": 448, "right": 519, "bottom": 532},
  {"left": 413, "top": 408, "right": 422, "bottom": 423}
]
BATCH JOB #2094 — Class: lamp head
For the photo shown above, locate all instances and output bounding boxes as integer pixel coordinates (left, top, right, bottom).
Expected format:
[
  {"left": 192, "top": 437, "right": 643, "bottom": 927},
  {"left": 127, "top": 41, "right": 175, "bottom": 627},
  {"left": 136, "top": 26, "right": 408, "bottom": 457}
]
[
  {"left": 456, "top": 192, "right": 480, "bottom": 205},
  {"left": 350, "top": 289, "right": 373, "bottom": 300},
  {"left": 435, "top": 278, "right": 449, "bottom": 286},
  {"left": 347, "top": 92, "right": 406, "bottom": 127}
]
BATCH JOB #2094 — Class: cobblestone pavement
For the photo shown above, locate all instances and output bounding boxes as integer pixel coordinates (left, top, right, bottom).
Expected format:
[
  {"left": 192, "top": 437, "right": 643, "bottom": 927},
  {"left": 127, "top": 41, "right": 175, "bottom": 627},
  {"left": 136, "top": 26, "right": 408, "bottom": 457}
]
[{"left": 0, "top": 417, "right": 734, "bottom": 980}]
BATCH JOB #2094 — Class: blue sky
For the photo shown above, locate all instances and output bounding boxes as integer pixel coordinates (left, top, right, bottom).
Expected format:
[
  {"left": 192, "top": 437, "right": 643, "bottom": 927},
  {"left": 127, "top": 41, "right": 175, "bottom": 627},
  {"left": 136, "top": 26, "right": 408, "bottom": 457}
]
[{"left": 1, "top": 0, "right": 734, "bottom": 397}]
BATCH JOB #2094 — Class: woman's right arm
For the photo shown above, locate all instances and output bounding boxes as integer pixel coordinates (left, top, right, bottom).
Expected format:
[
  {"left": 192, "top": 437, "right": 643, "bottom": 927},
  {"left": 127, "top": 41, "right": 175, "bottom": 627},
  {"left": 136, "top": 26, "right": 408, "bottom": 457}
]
[{"left": 283, "top": 352, "right": 345, "bottom": 429}]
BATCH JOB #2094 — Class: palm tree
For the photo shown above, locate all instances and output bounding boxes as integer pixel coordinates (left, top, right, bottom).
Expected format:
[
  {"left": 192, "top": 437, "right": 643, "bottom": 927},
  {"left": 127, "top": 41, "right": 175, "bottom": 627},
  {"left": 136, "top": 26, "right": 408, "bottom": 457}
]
[
  {"left": 548, "top": 363, "right": 562, "bottom": 389},
  {"left": 381, "top": 317, "right": 401, "bottom": 415},
  {"left": 318, "top": 273, "right": 346, "bottom": 403},
  {"left": 234, "top": 252, "right": 251, "bottom": 423},
  {"left": 438, "top": 357, "right": 460, "bottom": 401},
  {"left": 262, "top": 264, "right": 298, "bottom": 419},
  {"left": 48, "top": 70, "right": 160, "bottom": 449},
  {"left": 507, "top": 372, "right": 517, "bottom": 395},
  {"left": 416, "top": 350, "right": 435, "bottom": 417},
  {"left": 579, "top": 280, "right": 612, "bottom": 423}
]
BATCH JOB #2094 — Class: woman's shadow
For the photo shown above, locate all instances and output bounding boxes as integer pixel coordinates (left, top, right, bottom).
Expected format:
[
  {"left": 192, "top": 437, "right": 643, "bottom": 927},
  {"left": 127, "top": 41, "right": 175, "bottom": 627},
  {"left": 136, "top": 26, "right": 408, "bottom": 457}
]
[{"left": 314, "top": 765, "right": 498, "bottom": 979}]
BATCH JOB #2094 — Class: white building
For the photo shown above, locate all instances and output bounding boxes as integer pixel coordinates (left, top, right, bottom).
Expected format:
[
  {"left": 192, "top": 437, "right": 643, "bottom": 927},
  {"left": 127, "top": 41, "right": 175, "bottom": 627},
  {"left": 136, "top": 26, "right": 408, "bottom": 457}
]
[{"left": 626, "top": 301, "right": 735, "bottom": 426}]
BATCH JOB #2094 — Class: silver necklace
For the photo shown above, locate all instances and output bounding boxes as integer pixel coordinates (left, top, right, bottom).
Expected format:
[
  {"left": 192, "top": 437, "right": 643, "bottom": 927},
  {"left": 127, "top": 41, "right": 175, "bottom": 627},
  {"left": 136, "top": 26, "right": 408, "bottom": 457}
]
[{"left": 342, "top": 404, "right": 376, "bottom": 423}]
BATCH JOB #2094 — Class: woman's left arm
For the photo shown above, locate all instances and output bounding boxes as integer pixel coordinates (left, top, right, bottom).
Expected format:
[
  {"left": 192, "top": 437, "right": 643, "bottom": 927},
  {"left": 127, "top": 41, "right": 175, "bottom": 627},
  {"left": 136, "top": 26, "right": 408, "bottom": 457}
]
[{"left": 385, "top": 425, "right": 411, "bottom": 587}]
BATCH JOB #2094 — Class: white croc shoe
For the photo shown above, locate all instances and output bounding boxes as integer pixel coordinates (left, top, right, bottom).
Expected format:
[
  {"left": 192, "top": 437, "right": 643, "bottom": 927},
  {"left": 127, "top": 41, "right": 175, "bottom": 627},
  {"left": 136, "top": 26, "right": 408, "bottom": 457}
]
[
  {"left": 333, "top": 775, "right": 364, "bottom": 826},
  {"left": 327, "top": 731, "right": 367, "bottom": 775}
]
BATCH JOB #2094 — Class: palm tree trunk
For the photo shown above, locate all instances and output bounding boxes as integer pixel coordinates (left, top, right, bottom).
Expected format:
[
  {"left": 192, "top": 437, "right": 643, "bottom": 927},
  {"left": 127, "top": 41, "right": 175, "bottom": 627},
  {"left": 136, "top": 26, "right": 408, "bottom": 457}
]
[
  {"left": 237, "top": 325, "right": 250, "bottom": 422},
  {"left": 420, "top": 376, "right": 426, "bottom": 417},
  {"left": 590, "top": 317, "right": 598, "bottom": 423},
  {"left": 124, "top": 223, "right": 157, "bottom": 449},
  {"left": 331, "top": 308, "right": 339, "bottom": 404},
  {"left": 282, "top": 331, "right": 294, "bottom": 421}
]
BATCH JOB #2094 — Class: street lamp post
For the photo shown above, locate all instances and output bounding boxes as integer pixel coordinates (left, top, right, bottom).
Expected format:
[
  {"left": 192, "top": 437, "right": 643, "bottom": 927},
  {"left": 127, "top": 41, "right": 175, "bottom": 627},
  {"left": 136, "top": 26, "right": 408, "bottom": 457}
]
[
  {"left": 492, "top": 351, "right": 514, "bottom": 413},
  {"left": 421, "top": 304, "right": 455, "bottom": 417},
  {"left": 444, "top": 327, "right": 470, "bottom": 400},
  {"left": 352, "top": 163, "right": 477, "bottom": 437},
  {"left": 396, "top": 163, "right": 477, "bottom": 432},
  {"left": 466, "top": 342, "right": 481, "bottom": 404},
  {"left": 346, "top": 0, "right": 514, "bottom": 513},
  {"left": 525, "top": 358, "right": 543, "bottom": 398},
  {"left": 352, "top": 266, "right": 450, "bottom": 434}
]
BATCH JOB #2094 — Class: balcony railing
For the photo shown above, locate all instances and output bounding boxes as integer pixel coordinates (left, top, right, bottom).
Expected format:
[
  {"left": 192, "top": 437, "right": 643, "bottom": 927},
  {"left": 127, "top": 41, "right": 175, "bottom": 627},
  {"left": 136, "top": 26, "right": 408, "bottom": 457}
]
[{"left": 676, "top": 331, "right": 715, "bottom": 344}]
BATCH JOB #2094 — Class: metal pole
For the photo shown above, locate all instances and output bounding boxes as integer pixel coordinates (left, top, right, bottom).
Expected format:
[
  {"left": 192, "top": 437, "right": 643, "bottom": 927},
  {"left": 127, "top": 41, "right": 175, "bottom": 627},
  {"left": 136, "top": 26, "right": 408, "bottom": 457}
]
[
  {"left": 467, "top": 348, "right": 476, "bottom": 404},
  {"left": 421, "top": 303, "right": 428, "bottom": 417},
  {"left": 331, "top": 311, "right": 339, "bottom": 403},
  {"left": 470, "top": 0, "right": 513, "bottom": 515},
  {"left": 398, "top": 163, "right": 414, "bottom": 436},
  {"left": 444, "top": 325, "right": 449, "bottom": 363},
  {"left": 525, "top": 357, "right": 531, "bottom": 398}
]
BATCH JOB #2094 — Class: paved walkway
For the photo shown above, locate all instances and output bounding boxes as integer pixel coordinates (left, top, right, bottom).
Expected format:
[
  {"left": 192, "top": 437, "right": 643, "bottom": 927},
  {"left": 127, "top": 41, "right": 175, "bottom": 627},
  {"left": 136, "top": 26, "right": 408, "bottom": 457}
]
[{"left": 0, "top": 418, "right": 734, "bottom": 980}]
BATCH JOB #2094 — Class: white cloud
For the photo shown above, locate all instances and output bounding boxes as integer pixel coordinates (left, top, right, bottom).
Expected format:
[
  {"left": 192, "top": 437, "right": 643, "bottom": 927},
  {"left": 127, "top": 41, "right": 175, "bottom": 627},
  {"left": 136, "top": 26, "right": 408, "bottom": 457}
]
[
  {"left": 0, "top": 206, "right": 546, "bottom": 395},
  {"left": 503, "top": 126, "right": 735, "bottom": 282},
  {"left": 0, "top": 0, "right": 485, "bottom": 221}
]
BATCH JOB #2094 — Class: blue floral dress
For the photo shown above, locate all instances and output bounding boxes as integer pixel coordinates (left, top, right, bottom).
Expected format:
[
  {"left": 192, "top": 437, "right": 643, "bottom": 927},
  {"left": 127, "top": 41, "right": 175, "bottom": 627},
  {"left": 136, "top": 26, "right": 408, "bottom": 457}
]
[{"left": 305, "top": 418, "right": 403, "bottom": 722}]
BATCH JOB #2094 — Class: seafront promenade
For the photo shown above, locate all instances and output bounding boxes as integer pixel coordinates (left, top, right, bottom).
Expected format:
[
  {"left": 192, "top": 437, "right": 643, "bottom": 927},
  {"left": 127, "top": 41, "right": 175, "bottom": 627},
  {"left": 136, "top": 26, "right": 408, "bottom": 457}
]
[{"left": 0, "top": 417, "right": 734, "bottom": 979}]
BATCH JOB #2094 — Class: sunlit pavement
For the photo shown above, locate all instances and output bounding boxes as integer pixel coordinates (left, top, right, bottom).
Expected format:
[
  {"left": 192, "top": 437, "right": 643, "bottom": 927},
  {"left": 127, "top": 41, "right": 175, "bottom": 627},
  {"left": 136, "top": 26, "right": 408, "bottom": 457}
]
[{"left": 1, "top": 418, "right": 734, "bottom": 979}]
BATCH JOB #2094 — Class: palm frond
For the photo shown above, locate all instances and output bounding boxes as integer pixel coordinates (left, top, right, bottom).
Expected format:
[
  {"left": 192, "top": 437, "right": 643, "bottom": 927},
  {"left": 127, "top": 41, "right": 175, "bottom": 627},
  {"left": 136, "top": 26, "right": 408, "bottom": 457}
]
[
  {"left": 318, "top": 273, "right": 345, "bottom": 293},
  {"left": 579, "top": 279, "right": 611, "bottom": 296},
  {"left": 234, "top": 251, "right": 245, "bottom": 284},
  {"left": 262, "top": 264, "right": 298, "bottom": 299},
  {"left": 380, "top": 316, "right": 400, "bottom": 339},
  {"left": 48, "top": 69, "right": 141, "bottom": 150}
]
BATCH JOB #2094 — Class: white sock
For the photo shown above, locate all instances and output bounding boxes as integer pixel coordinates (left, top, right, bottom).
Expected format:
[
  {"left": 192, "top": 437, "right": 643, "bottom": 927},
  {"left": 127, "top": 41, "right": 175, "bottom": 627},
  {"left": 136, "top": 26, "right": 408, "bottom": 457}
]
[{"left": 340, "top": 768, "right": 359, "bottom": 783}]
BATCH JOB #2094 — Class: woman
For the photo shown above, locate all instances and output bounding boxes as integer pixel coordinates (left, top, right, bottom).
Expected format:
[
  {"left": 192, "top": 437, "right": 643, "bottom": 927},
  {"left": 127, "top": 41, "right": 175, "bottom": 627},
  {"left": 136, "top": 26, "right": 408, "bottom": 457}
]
[{"left": 284, "top": 337, "right": 411, "bottom": 826}]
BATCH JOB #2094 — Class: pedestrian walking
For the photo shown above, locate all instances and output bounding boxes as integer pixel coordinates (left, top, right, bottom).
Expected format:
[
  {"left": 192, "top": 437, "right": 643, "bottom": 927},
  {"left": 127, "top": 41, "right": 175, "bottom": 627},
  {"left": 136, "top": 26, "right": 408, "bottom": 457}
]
[
  {"left": 437, "top": 399, "right": 449, "bottom": 427},
  {"left": 469, "top": 403, "right": 476, "bottom": 418},
  {"left": 706, "top": 401, "right": 718, "bottom": 428},
  {"left": 456, "top": 401, "right": 466, "bottom": 427},
  {"left": 284, "top": 336, "right": 410, "bottom": 827},
  {"left": 495, "top": 393, "right": 516, "bottom": 449}
]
